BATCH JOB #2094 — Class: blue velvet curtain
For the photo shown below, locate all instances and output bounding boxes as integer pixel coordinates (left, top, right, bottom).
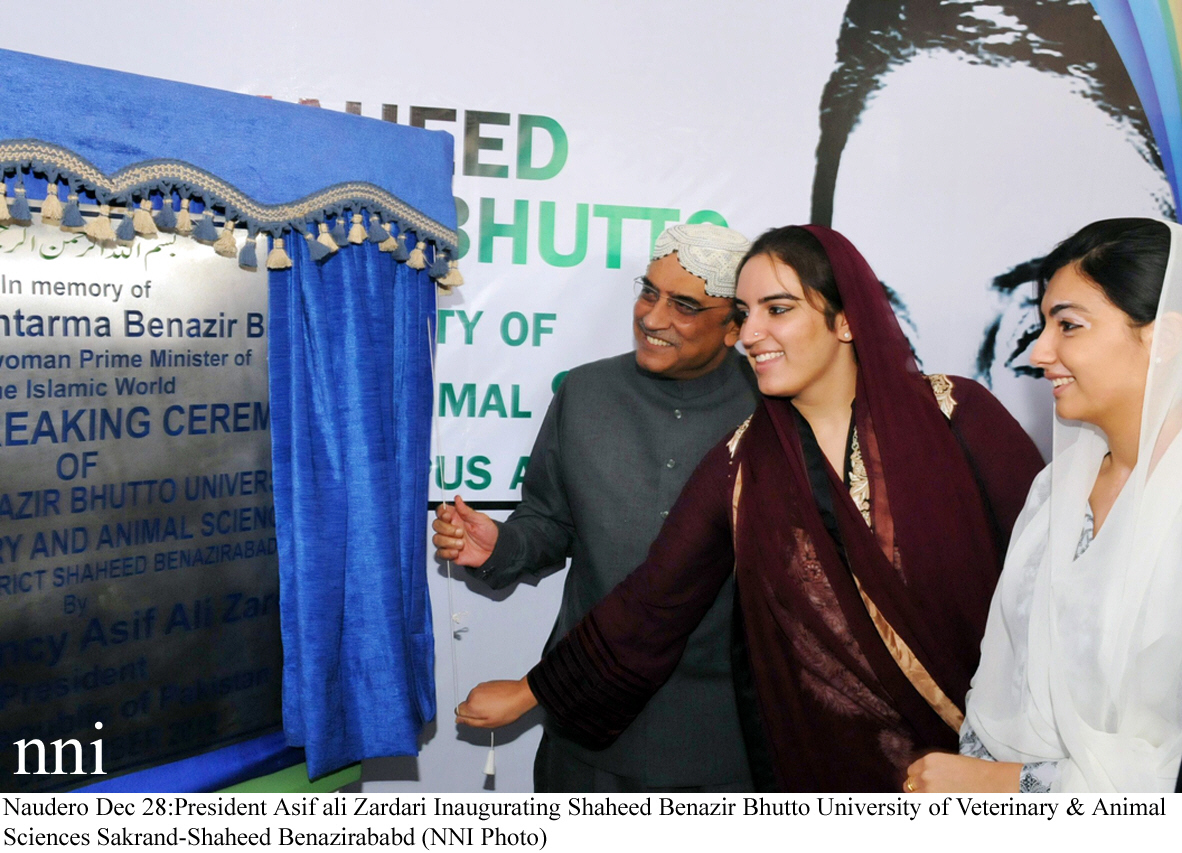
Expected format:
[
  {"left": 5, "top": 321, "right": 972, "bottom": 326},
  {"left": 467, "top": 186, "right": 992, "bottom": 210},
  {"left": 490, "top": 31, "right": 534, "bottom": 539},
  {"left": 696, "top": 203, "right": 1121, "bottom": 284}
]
[{"left": 268, "top": 235, "right": 436, "bottom": 779}]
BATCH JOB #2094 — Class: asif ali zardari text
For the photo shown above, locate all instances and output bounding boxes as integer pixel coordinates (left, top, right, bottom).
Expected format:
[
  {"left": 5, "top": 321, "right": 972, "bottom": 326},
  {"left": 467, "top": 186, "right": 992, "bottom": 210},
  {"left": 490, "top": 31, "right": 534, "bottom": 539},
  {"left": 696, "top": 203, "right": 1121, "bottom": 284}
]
[{"left": 2, "top": 794, "right": 1168, "bottom": 835}]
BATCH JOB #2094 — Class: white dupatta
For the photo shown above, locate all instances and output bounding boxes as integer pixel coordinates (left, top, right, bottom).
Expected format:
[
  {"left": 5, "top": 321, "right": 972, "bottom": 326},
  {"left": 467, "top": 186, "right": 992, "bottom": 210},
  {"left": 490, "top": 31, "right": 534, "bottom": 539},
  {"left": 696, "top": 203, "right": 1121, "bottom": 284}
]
[{"left": 966, "top": 220, "right": 1182, "bottom": 792}]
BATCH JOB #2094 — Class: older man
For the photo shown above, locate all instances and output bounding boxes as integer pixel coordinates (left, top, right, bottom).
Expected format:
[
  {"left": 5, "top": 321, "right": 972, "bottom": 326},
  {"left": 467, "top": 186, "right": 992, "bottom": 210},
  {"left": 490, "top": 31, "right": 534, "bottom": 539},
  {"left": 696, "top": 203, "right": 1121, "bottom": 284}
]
[{"left": 434, "top": 223, "right": 758, "bottom": 792}]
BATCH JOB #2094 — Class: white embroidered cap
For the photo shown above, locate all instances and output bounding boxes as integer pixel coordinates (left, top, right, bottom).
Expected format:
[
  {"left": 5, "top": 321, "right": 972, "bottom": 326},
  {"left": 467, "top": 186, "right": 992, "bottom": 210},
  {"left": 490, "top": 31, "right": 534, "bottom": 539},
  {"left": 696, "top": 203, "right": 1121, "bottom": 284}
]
[{"left": 651, "top": 223, "right": 751, "bottom": 298}]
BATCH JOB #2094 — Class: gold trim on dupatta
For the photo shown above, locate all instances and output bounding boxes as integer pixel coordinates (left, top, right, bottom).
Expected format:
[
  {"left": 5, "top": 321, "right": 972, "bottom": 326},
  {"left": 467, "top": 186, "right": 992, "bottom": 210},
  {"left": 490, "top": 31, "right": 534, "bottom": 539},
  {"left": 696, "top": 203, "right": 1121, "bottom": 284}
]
[{"left": 847, "top": 374, "right": 964, "bottom": 731}]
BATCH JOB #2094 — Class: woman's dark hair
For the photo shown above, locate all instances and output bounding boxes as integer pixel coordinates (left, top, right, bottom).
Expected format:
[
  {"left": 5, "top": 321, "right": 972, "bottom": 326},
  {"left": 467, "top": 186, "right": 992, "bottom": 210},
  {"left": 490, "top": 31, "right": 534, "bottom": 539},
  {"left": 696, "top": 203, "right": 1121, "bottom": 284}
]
[
  {"left": 737, "top": 226, "right": 842, "bottom": 329},
  {"left": 1038, "top": 218, "right": 1170, "bottom": 327}
]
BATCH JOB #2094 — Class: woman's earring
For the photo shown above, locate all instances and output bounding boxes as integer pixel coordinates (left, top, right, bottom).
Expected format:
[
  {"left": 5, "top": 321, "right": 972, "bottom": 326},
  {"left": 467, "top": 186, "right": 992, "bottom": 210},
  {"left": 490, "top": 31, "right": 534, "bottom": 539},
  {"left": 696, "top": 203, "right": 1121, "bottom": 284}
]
[{"left": 843, "top": 332, "right": 851, "bottom": 340}]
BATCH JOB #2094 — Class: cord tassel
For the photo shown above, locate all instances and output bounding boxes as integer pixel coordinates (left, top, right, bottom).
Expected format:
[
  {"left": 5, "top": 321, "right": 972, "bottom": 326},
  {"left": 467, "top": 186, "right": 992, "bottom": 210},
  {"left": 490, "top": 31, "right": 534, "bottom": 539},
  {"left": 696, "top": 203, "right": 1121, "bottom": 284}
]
[
  {"left": 239, "top": 233, "right": 258, "bottom": 269},
  {"left": 9, "top": 180, "right": 31, "bottom": 222},
  {"left": 175, "top": 198, "right": 194, "bottom": 235},
  {"left": 154, "top": 194, "right": 177, "bottom": 230},
  {"left": 348, "top": 213, "right": 366, "bottom": 244},
  {"left": 192, "top": 208, "right": 219, "bottom": 243},
  {"left": 306, "top": 229, "right": 333, "bottom": 261},
  {"left": 316, "top": 222, "right": 339, "bottom": 252},
  {"left": 367, "top": 214, "right": 387, "bottom": 244},
  {"left": 40, "top": 182, "right": 64, "bottom": 224},
  {"left": 439, "top": 260, "right": 465, "bottom": 288},
  {"left": 214, "top": 220, "right": 238, "bottom": 257},
  {"left": 266, "top": 235, "right": 293, "bottom": 270},
  {"left": 392, "top": 231, "right": 410, "bottom": 261},
  {"left": 60, "top": 192, "right": 85, "bottom": 231},
  {"left": 0, "top": 181, "right": 11, "bottom": 224},
  {"left": 483, "top": 742, "right": 496, "bottom": 777},
  {"left": 407, "top": 240, "right": 427, "bottom": 269},
  {"left": 115, "top": 203, "right": 137, "bottom": 244},
  {"left": 330, "top": 216, "right": 348, "bottom": 246},
  {"left": 84, "top": 204, "right": 117, "bottom": 243},
  {"left": 378, "top": 222, "right": 398, "bottom": 252},
  {"left": 133, "top": 198, "right": 158, "bottom": 236}
]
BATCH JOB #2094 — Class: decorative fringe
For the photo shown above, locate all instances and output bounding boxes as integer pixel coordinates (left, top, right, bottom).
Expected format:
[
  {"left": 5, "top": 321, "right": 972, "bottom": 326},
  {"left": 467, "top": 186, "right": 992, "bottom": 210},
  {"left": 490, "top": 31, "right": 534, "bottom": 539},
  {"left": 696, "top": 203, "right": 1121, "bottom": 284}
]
[
  {"left": 407, "top": 240, "right": 427, "bottom": 269},
  {"left": 175, "top": 198, "right": 194, "bottom": 235},
  {"left": 9, "top": 183, "right": 31, "bottom": 223},
  {"left": 239, "top": 234, "right": 258, "bottom": 269},
  {"left": 439, "top": 260, "right": 464, "bottom": 288},
  {"left": 348, "top": 213, "right": 366, "bottom": 244},
  {"left": 0, "top": 170, "right": 462, "bottom": 274},
  {"left": 214, "top": 220, "right": 238, "bottom": 258},
  {"left": 133, "top": 199, "right": 158, "bottom": 236},
  {"left": 60, "top": 193, "right": 85, "bottom": 231},
  {"left": 193, "top": 210, "right": 219, "bottom": 243},
  {"left": 316, "top": 222, "right": 339, "bottom": 252},
  {"left": 305, "top": 230, "right": 333, "bottom": 262},
  {"left": 392, "top": 231, "right": 410, "bottom": 262},
  {"left": 40, "top": 183, "right": 64, "bottom": 224},
  {"left": 266, "top": 235, "right": 293, "bottom": 270},
  {"left": 84, "top": 204, "right": 117, "bottom": 243},
  {"left": 115, "top": 204, "right": 137, "bottom": 243},
  {"left": 154, "top": 196, "right": 177, "bottom": 230},
  {"left": 378, "top": 222, "right": 398, "bottom": 252},
  {"left": 367, "top": 214, "right": 387, "bottom": 244}
]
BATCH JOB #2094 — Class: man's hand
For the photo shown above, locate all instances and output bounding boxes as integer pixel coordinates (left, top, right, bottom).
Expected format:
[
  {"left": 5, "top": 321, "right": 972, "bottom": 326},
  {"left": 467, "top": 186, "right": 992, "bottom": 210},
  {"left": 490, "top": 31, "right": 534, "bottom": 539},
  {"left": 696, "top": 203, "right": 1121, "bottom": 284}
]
[
  {"left": 456, "top": 678, "right": 538, "bottom": 728},
  {"left": 432, "top": 495, "right": 498, "bottom": 567},
  {"left": 904, "top": 752, "right": 1022, "bottom": 793}
]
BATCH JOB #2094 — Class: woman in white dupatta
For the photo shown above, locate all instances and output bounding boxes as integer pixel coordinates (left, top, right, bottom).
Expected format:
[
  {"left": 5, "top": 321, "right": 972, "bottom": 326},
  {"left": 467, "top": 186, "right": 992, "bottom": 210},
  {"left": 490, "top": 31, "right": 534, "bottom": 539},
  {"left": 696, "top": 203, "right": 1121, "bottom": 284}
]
[{"left": 908, "top": 218, "right": 1182, "bottom": 793}]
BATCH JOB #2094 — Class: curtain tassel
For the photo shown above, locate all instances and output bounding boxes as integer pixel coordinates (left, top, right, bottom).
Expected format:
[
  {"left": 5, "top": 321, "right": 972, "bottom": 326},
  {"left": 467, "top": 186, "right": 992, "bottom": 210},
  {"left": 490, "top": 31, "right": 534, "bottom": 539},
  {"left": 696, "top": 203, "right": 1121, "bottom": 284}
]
[
  {"left": 154, "top": 195, "right": 177, "bottom": 230},
  {"left": 305, "top": 229, "right": 333, "bottom": 261},
  {"left": 0, "top": 181, "right": 10, "bottom": 224},
  {"left": 115, "top": 203, "right": 137, "bottom": 244},
  {"left": 175, "top": 198, "right": 194, "bottom": 235},
  {"left": 378, "top": 222, "right": 398, "bottom": 252},
  {"left": 266, "top": 235, "right": 293, "bottom": 270},
  {"left": 316, "top": 222, "right": 339, "bottom": 252},
  {"left": 214, "top": 220, "right": 238, "bottom": 258},
  {"left": 392, "top": 231, "right": 410, "bottom": 262},
  {"left": 9, "top": 181, "right": 31, "bottom": 223},
  {"left": 193, "top": 209, "right": 219, "bottom": 243},
  {"left": 60, "top": 192, "right": 85, "bottom": 231},
  {"left": 429, "top": 249, "right": 450, "bottom": 279},
  {"left": 133, "top": 199, "right": 158, "bottom": 237},
  {"left": 330, "top": 216, "right": 348, "bottom": 246},
  {"left": 84, "top": 204, "right": 117, "bottom": 243},
  {"left": 348, "top": 213, "right": 366, "bottom": 244},
  {"left": 439, "top": 260, "right": 464, "bottom": 288},
  {"left": 239, "top": 234, "right": 258, "bottom": 269},
  {"left": 367, "top": 214, "right": 387, "bottom": 245},
  {"left": 40, "top": 183, "right": 64, "bottom": 225},
  {"left": 407, "top": 240, "right": 428, "bottom": 269}
]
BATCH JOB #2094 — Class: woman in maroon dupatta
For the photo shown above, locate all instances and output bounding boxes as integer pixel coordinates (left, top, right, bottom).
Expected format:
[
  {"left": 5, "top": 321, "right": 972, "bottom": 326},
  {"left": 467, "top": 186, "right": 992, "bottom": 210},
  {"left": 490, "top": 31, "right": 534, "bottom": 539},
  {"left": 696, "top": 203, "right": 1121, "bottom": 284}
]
[{"left": 458, "top": 226, "right": 1043, "bottom": 791}]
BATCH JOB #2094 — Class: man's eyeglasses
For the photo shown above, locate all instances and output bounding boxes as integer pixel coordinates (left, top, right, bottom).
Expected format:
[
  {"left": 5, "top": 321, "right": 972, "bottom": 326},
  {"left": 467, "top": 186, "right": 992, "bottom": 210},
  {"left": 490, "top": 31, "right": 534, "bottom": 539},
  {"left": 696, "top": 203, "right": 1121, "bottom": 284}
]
[{"left": 634, "top": 278, "right": 731, "bottom": 318}]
